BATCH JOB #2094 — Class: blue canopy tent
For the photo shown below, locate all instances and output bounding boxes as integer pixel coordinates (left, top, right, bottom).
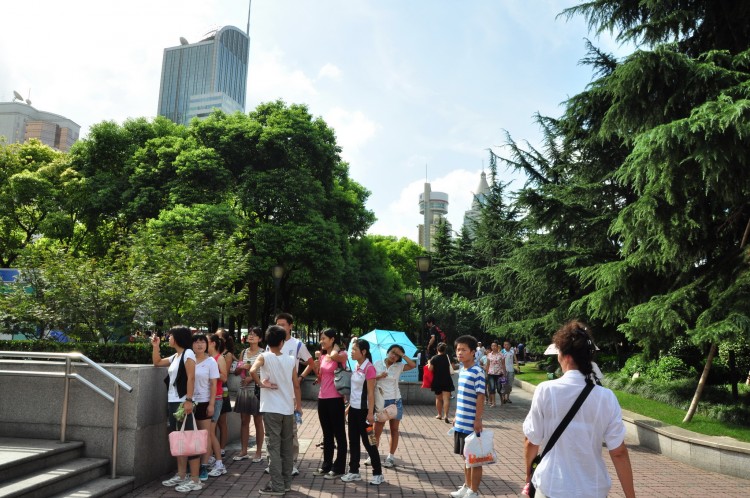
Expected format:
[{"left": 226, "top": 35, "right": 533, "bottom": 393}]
[{"left": 347, "top": 329, "right": 419, "bottom": 382}]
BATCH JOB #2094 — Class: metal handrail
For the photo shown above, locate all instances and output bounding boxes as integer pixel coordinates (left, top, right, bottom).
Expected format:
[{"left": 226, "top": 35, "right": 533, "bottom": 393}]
[{"left": 0, "top": 351, "right": 133, "bottom": 479}]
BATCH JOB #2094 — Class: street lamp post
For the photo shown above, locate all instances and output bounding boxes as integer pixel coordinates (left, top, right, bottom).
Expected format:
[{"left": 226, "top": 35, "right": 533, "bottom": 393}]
[
  {"left": 271, "top": 265, "right": 285, "bottom": 315},
  {"left": 415, "top": 255, "right": 432, "bottom": 379}
]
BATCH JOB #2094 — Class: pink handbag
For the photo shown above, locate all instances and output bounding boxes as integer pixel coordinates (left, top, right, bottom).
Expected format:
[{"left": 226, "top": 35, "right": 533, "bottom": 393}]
[
  {"left": 374, "top": 403, "right": 398, "bottom": 423},
  {"left": 169, "top": 413, "right": 208, "bottom": 457}
]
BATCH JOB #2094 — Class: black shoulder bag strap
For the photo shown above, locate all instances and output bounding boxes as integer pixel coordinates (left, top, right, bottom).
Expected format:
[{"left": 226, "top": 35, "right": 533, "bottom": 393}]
[{"left": 529, "top": 380, "right": 595, "bottom": 497}]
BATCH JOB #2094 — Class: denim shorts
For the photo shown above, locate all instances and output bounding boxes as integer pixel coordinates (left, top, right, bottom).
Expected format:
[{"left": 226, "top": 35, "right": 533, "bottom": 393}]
[
  {"left": 383, "top": 398, "right": 403, "bottom": 421},
  {"left": 211, "top": 399, "right": 223, "bottom": 422}
]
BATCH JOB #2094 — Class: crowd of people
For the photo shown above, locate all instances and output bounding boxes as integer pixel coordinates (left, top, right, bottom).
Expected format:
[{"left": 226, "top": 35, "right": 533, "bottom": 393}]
[{"left": 151, "top": 314, "right": 635, "bottom": 498}]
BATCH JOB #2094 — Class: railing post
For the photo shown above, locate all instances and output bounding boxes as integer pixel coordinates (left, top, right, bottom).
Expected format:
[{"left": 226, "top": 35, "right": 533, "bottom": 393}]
[
  {"left": 111, "top": 383, "right": 120, "bottom": 479},
  {"left": 60, "top": 356, "right": 71, "bottom": 443}
]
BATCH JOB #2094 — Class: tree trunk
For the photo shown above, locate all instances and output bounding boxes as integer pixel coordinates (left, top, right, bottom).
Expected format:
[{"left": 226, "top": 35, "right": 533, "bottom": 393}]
[
  {"left": 683, "top": 215, "right": 750, "bottom": 417},
  {"left": 683, "top": 343, "right": 717, "bottom": 423}
]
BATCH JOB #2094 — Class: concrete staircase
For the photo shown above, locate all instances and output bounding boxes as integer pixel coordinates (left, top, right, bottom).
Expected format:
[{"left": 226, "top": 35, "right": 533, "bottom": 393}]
[{"left": 0, "top": 437, "right": 134, "bottom": 498}]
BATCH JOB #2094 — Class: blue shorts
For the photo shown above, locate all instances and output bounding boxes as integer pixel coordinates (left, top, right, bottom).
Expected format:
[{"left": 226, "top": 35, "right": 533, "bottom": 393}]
[
  {"left": 211, "top": 399, "right": 223, "bottom": 422},
  {"left": 383, "top": 398, "right": 403, "bottom": 421}
]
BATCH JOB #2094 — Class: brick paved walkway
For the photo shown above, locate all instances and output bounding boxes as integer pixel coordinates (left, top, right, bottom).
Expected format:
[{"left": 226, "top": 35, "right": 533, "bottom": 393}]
[{"left": 126, "top": 388, "right": 749, "bottom": 497}]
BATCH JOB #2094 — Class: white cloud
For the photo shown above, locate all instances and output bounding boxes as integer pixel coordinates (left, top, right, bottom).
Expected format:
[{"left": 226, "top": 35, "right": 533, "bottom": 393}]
[
  {"left": 369, "top": 168, "right": 489, "bottom": 241},
  {"left": 323, "top": 107, "right": 378, "bottom": 158},
  {"left": 317, "top": 63, "right": 342, "bottom": 80},
  {"left": 247, "top": 47, "right": 318, "bottom": 105}
]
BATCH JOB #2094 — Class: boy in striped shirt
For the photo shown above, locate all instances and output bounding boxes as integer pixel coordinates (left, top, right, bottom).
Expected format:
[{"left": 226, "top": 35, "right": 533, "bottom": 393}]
[{"left": 450, "top": 335, "right": 486, "bottom": 498}]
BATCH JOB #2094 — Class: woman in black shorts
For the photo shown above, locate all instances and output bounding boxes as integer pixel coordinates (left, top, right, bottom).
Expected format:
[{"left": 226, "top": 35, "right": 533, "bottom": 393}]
[{"left": 428, "top": 342, "right": 455, "bottom": 422}]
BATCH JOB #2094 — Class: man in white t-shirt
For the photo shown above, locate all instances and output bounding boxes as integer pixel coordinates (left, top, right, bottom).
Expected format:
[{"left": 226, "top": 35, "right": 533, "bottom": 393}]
[{"left": 265, "top": 312, "right": 314, "bottom": 477}]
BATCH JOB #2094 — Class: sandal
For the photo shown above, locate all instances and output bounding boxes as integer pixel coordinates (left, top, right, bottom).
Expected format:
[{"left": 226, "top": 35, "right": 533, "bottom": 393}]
[
  {"left": 434, "top": 415, "right": 443, "bottom": 420},
  {"left": 444, "top": 418, "right": 451, "bottom": 424},
  {"left": 232, "top": 454, "right": 250, "bottom": 461},
  {"left": 252, "top": 456, "right": 265, "bottom": 463}
]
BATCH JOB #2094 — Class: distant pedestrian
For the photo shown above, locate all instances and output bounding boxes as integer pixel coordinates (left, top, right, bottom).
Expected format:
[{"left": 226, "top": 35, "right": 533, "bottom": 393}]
[
  {"left": 373, "top": 344, "right": 417, "bottom": 468},
  {"left": 250, "top": 325, "right": 302, "bottom": 496},
  {"left": 233, "top": 326, "right": 265, "bottom": 463},
  {"left": 500, "top": 340, "right": 518, "bottom": 404},
  {"left": 215, "top": 328, "right": 238, "bottom": 456},
  {"left": 308, "top": 328, "right": 348, "bottom": 479},
  {"left": 449, "top": 335, "right": 486, "bottom": 498},
  {"left": 429, "top": 342, "right": 455, "bottom": 422},
  {"left": 341, "top": 339, "right": 385, "bottom": 486},
  {"left": 484, "top": 341, "right": 504, "bottom": 407}
]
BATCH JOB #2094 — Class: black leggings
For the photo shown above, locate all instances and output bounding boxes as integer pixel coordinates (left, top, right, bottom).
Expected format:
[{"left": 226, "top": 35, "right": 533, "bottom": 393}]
[
  {"left": 347, "top": 406, "right": 381, "bottom": 475},
  {"left": 318, "top": 397, "right": 347, "bottom": 474}
]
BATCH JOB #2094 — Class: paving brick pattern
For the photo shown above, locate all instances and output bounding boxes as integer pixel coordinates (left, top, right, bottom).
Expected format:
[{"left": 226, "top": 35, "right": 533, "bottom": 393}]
[{"left": 126, "top": 389, "right": 749, "bottom": 497}]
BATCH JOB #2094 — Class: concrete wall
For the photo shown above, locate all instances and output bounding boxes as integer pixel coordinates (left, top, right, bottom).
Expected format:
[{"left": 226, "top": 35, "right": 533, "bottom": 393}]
[{"left": 0, "top": 360, "right": 239, "bottom": 487}]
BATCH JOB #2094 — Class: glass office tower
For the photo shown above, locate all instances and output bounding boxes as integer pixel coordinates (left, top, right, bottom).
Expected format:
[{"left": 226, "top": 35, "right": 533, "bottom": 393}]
[{"left": 157, "top": 26, "right": 249, "bottom": 126}]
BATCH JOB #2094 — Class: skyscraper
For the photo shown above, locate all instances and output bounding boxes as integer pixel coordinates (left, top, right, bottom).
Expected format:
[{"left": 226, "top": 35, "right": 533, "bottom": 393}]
[
  {"left": 0, "top": 100, "right": 79, "bottom": 152},
  {"left": 462, "top": 170, "right": 491, "bottom": 237},
  {"left": 417, "top": 182, "right": 450, "bottom": 251},
  {"left": 157, "top": 25, "right": 249, "bottom": 126}
]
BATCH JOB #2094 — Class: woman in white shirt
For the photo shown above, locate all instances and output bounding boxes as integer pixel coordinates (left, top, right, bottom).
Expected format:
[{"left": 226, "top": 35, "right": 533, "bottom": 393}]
[
  {"left": 372, "top": 344, "right": 416, "bottom": 468},
  {"left": 191, "top": 334, "right": 220, "bottom": 483},
  {"left": 151, "top": 326, "right": 201, "bottom": 492},
  {"left": 522, "top": 321, "right": 635, "bottom": 498}
]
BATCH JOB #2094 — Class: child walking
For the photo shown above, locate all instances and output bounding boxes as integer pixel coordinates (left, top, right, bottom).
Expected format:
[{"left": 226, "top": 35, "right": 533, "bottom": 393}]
[
  {"left": 450, "top": 335, "right": 486, "bottom": 498},
  {"left": 250, "top": 325, "right": 302, "bottom": 496}
]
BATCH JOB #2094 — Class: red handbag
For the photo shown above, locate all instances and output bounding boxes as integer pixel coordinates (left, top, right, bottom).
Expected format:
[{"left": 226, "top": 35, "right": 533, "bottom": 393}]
[{"left": 421, "top": 365, "right": 434, "bottom": 388}]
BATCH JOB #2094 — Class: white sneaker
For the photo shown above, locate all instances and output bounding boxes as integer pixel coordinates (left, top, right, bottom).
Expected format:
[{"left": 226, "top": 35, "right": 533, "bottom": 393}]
[
  {"left": 264, "top": 466, "right": 270, "bottom": 474},
  {"left": 369, "top": 474, "right": 385, "bottom": 485},
  {"left": 208, "top": 462, "right": 227, "bottom": 477},
  {"left": 450, "top": 484, "right": 470, "bottom": 498},
  {"left": 162, "top": 474, "right": 188, "bottom": 487},
  {"left": 175, "top": 480, "right": 203, "bottom": 492},
  {"left": 364, "top": 457, "right": 371, "bottom": 466},
  {"left": 340, "top": 472, "right": 362, "bottom": 482},
  {"left": 207, "top": 455, "right": 216, "bottom": 466},
  {"left": 465, "top": 491, "right": 480, "bottom": 498},
  {"left": 292, "top": 465, "right": 300, "bottom": 476},
  {"left": 383, "top": 456, "right": 395, "bottom": 468}
]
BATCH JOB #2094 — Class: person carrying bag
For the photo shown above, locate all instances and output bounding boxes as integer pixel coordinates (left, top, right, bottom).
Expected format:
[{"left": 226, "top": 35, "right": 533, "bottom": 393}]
[{"left": 169, "top": 413, "right": 209, "bottom": 457}]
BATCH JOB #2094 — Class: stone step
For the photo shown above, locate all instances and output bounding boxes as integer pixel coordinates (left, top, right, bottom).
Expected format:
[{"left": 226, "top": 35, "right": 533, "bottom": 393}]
[
  {"left": 48, "top": 475, "right": 135, "bottom": 498},
  {"left": 0, "top": 438, "right": 84, "bottom": 485},
  {"left": 0, "top": 457, "right": 109, "bottom": 498}
]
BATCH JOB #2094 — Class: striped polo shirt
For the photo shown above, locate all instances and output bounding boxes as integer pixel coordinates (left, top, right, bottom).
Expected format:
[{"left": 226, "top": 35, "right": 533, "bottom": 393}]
[{"left": 455, "top": 363, "right": 486, "bottom": 434}]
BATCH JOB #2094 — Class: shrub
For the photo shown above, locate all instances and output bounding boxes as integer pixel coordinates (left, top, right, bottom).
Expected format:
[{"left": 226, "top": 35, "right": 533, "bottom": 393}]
[
  {"left": 0, "top": 340, "right": 167, "bottom": 364},
  {"left": 666, "top": 337, "right": 703, "bottom": 370},
  {"left": 648, "top": 356, "right": 697, "bottom": 383},
  {"left": 621, "top": 354, "right": 649, "bottom": 378}
]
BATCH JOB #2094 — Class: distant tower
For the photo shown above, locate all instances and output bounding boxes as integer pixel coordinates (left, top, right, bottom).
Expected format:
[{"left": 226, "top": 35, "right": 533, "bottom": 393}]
[
  {"left": 463, "top": 170, "right": 491, "bottom": 237},
  {"left": 418, "top": 182, "right": 449, "bottom": 251},
  {"left": 157, "top": 24, "right": 250, "bottom": 126}
]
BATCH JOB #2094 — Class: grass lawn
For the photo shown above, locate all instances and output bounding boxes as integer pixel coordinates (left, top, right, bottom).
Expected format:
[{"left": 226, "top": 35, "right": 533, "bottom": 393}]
[{"left": 516, "top": 363, "right": 750, "bottom": 443}]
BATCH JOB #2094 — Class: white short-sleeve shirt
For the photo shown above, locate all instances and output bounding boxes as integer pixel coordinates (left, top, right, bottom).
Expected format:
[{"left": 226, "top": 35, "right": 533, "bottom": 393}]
[
  {"left": 193, "top": 356, "right": 220, "bottom": 403},
  {"left": 374, "top": 360, "right": 405, "bottom": 400},
  {"left": 522, "top": 370, "right": 626, "bottom": 498},
  {"left": 167, "top": 349, "right": 196, "bottom": 403}
]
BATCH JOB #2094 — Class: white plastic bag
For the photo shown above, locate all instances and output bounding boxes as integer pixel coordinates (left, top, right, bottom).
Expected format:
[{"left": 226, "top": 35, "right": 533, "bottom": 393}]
[{"left": 463, "top": 430, "right": 497, "bottom": 467}]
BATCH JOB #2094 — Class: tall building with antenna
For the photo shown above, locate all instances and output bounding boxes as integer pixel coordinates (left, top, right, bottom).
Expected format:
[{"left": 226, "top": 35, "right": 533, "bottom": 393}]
[
  {"left": 157, "top": 5, "right": 251, "bottom": 126},
  {"left": 417, "top": 182, "right": 450, "bottom": 251}
]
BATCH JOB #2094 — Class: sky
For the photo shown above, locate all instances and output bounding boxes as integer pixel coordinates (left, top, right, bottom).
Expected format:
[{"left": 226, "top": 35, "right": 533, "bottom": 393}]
[{"left": 0, "top": 0, "right": 631, "bottom": 242}]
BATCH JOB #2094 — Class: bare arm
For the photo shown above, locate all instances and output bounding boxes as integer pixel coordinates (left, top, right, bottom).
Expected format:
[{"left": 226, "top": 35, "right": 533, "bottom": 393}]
[
  {"left": 150, "top": 336, "right": 170, "bottom": 367},
  {"left": 609, "top": 443, "right": 636, "bottom": 498},
  {"left": 184, "top": 358, "right": 196, "bottom": 415},
  {"left": 401, "top": 351, "right": 417, "bottom": 372},
  {"left": 292, "top": 366, "right": 302, "bottom": 413},
  {"left": 366, "top": 377, "right": 376, "bottom": 424},
  {"left": 217, "top": 355, "right": 228, "bottom": 383},
  {"left": 249, "top": 354, "right": 264, "bottom": 385},
  {"left": 523, "top": 437, "right": 539, "bottom": 483}
]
